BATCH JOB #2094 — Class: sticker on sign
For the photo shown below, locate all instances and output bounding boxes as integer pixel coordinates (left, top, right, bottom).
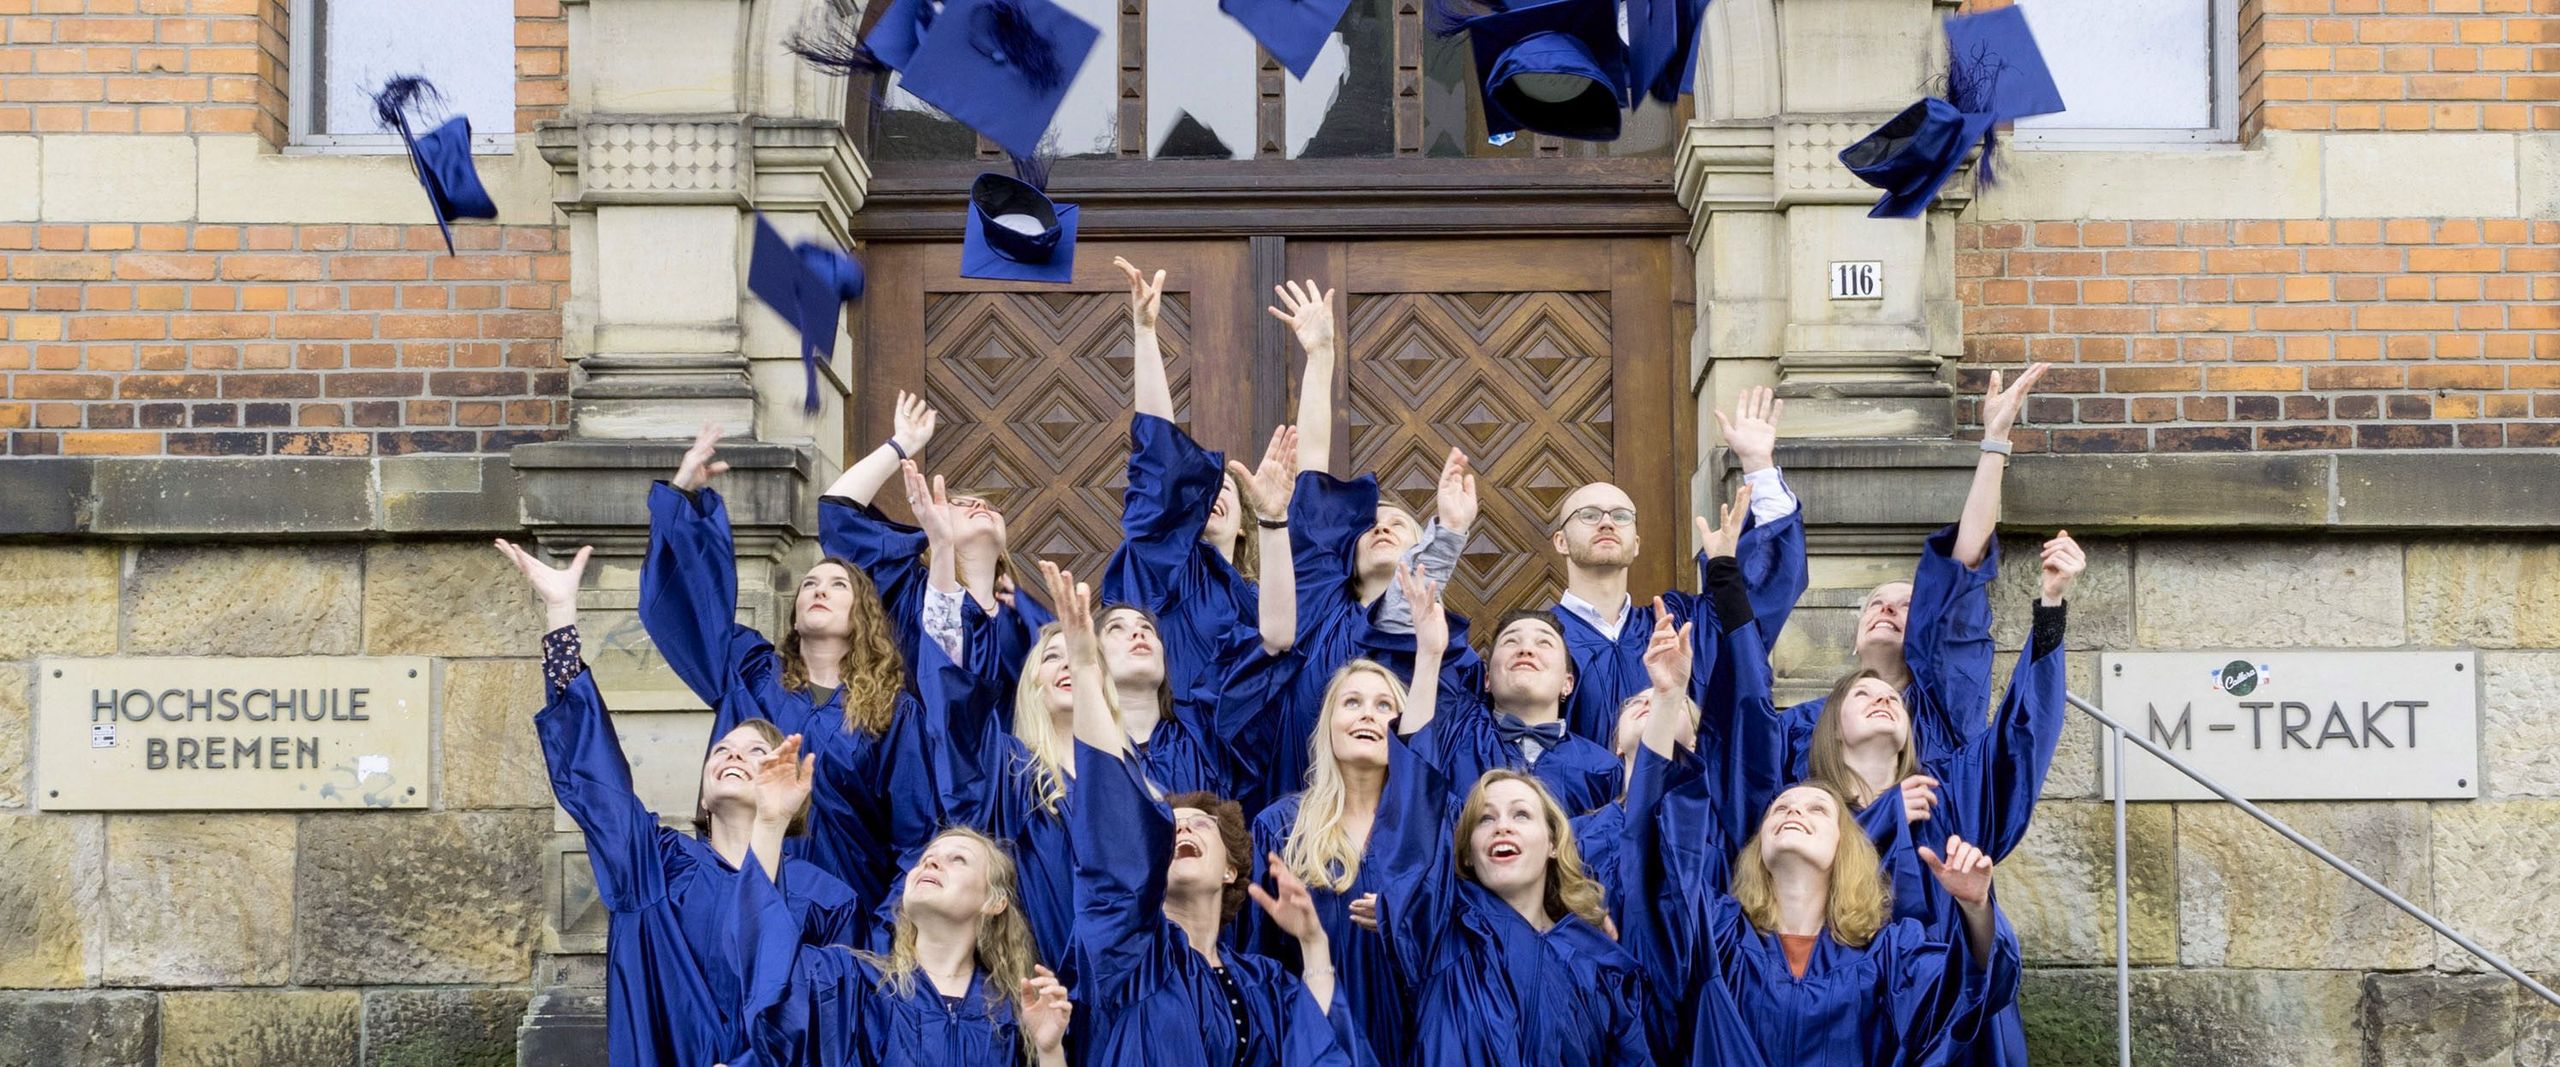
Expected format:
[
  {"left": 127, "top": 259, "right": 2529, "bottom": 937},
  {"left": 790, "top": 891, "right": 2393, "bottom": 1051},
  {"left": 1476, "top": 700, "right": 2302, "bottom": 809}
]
[{"left": 2100, "top": 649, "right": 2479, "bottom": 802}]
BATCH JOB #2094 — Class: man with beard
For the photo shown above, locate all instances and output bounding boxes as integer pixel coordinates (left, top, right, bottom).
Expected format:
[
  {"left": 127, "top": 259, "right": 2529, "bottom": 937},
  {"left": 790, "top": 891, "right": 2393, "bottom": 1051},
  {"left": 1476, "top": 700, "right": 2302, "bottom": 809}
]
[{"left": 1545, "top": 386, "right": 1804, "bottom": 748}]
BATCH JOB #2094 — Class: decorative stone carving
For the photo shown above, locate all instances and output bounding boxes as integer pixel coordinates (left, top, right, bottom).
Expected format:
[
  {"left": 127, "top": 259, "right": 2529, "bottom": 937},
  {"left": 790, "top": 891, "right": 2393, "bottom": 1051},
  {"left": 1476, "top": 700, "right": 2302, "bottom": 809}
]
[{"left": 577, "top": 120, "right": 745, "bottom": 201}]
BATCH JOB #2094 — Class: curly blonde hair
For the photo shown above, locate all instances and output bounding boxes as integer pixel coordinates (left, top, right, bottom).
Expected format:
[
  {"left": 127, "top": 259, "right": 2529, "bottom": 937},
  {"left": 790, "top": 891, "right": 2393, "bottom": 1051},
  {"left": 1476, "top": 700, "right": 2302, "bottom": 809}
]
[
  {"left": 859, "top": 827, "right": 1044, "bottom": 1054},
  {"left": 1453, "top": 769, "right": 1609, "bottom": 928},
  {"left": 1282, "top": 660, "right": 1407, "bottom": 892},
  {"left": 778, "top": 557, "right": 907, "bottom": 736},
  {"left": 1729, "top": 781, "right": 1890, "bottom": 948}
]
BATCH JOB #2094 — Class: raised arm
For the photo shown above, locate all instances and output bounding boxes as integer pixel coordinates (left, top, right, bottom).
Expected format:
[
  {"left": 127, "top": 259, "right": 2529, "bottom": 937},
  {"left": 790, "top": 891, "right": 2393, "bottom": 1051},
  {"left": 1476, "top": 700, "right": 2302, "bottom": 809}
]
[
  {"left": 1953, "top": 363, "right": 2047, "bottom": 568},
  {"left": 1706, "top": 386, "right": 1810, "bottom": 642},
  {"left": 1117, "top": 257, "right": 1175, "bottom": 420},
  {"left": 1247, "top": 855, "right": 1339, "bottom": 1015},
  {"left": 640, "top": 428, "right": 775, "bottom": 720},
  {"left": 1392, "top": 561, "right": 1448, "bottom": 737},
  {"left": 1044, "top": 562, "right": 1128, "bottom": 757},
  {"left": 823, "top": 389, "right": 939, "bottom": 507},
  {"left": 1372, "top": 448, "right": 1474, "bottom": 636},
  {"left": 1270, "top": 280, "right": 1340, "bottom": 475},
  {"left": 746, "top": 734, "right": 817, "bottom": 882},
  {"left": 1920, "top": 837, "right": 2000, "bottom": 966},
  {"left": 1936, "top": 534, "right": 2078, "bottom": 861},
  {"left": 1638, "top": 598, "right": 1697, "bottom": 761},
  {"left": 1235, "top": 426, "right": 1301, "bottom": 653}
]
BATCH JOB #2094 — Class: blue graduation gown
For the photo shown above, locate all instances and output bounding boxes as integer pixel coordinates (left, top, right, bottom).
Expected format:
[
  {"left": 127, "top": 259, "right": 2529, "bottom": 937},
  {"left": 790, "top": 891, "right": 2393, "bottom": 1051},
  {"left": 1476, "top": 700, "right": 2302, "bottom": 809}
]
[
  {"left": 1621, "top": 746, "right": 2022, "bottom": 1067},
  {"left": 638, "top": 482, "right": 945, "bottom": 920},
  {"left": 1372, "top": 742, "right": 1654, "bottom": 1067},
  {"left": 814, "top": 493, "right": 1054, "bottom": 709},
  {"left": 1410, "top": 683, "right": 1622, "bottom": 817},
  {"left": 1101, "top": 413, "right": 1262, "bottom": 701},
  {"left": 1241, "top": 738, "right": 1450, "bottom": 1067},
  {"left": 1070, "top": 740, "right": 1376, "bottom": 1067},
  {"left": 1859, "top": 632, "right": 2067, "bottom": 1067},
  {"left": 914, "top": 609, "right": 1079, "bottom": 974},
  {"left": 1258, "top": 471, "right": 1480, "bottom": 813},
  {"left": 1555, "top": 503, "right": 1809, "bottom": 747},
  {"left": 536, "top": 669, "right": 864, "bottom": 1067},
  {"left": 727, "top": 856, "right": 1025, "bottom": 1067},
  {"left": 1781, "top": 525, "right": 1999, "bottom": 780}
]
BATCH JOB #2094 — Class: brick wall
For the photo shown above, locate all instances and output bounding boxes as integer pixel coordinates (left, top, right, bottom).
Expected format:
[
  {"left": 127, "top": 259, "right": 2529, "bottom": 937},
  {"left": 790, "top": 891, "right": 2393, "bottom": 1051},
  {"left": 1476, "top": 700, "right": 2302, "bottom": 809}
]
[
  {"left": 1956, "top": 217, "right": 2560, "bottom": 453},
  {"left": 2240, "top": 0, "right": 2557, "bottom": 140},
  {"left": 0, "top": 0, "right": 573, "bottom": 458}
]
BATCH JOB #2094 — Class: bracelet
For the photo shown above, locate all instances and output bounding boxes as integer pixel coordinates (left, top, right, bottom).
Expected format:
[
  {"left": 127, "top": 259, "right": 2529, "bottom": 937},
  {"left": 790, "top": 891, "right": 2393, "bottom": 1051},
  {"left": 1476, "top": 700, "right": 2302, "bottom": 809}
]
[
  {"left": 886, "top": 438, "right": 909, "bottom": 460},
  {"left": 1256, "top": 517, "right": 1289, "bottom": 529},
  {"left": 1979, "top": 438, "right": 2013, "bottom": 456}
]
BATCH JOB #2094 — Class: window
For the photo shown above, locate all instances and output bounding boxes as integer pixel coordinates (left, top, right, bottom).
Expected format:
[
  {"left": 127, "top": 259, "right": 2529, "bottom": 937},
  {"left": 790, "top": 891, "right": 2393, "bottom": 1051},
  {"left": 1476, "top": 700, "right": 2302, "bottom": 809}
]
[
  {"left": 289, "top": 0, "right": 517, "bottom": 153},
  {"left": 2009, "top": 0, "right": 2240, "bottom": 148}
]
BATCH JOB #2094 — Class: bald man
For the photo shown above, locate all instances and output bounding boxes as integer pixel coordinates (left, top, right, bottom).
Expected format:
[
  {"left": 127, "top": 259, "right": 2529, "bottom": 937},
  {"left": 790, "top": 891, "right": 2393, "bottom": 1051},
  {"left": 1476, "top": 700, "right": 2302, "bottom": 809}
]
[{"left": 1546, "top": 387, "right": 1805, "bottom": 746}]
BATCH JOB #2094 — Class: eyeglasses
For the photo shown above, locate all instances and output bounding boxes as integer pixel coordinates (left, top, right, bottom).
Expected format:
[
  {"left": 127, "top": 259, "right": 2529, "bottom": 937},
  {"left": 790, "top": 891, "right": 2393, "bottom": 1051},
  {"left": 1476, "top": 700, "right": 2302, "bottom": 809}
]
[{"left": 1562, "top": 506, "right": 1636, "bottom": 528}]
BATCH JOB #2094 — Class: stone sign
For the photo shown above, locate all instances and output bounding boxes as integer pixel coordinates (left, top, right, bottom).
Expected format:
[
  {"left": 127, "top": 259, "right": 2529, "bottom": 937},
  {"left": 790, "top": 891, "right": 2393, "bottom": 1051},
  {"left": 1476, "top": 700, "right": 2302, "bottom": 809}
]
[
  {"left": 35, "top": 657, "right": 434, "bottom": 810},
  {"left": 2100, "top": 650, "right": 2480, "bottom": 802}
]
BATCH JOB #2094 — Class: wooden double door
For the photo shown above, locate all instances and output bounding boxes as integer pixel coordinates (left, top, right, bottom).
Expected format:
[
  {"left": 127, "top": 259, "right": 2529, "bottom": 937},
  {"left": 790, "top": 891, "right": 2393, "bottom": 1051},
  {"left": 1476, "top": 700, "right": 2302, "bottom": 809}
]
[{"left": 852, "top": 236, "right": 1690, "bottom": 624}]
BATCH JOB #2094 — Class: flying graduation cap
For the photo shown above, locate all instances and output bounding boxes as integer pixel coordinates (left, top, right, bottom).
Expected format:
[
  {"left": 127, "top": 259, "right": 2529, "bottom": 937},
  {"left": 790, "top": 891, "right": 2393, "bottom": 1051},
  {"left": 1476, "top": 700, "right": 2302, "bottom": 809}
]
[
  {"left": 1626, "top": 0, "right": 1706, "bottom": 104},
  {"left": 1838, "top": 4, "right": 2064, "bottom": 219},
  {"left": 747, "top": 215, "right": 866, "bottom": 413},
  {"left": 370, "top": 77, "right": 498, "bottom": 256},
  {"left": 1221, "top": 0, "right": 1358, "bottom": 79},
  {"left": 895, "top": 0, "right": 1100, "bottom": 159},
  {"left": 1433, "top": 0, "right": 1630, "bottom": 142},
  {"left": 961, "top": 158, "right": 1078, "bottom": 283}
]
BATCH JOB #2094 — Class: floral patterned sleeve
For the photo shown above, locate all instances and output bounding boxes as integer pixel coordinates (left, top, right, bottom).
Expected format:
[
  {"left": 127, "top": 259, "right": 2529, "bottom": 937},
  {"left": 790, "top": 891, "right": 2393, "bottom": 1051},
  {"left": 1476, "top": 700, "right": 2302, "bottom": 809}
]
[
  {"left": 920, "top": 586, "right": 968, "bottom": 670},
  {"left": 543, "top": 625, "right": 584, "bottom": 698}
]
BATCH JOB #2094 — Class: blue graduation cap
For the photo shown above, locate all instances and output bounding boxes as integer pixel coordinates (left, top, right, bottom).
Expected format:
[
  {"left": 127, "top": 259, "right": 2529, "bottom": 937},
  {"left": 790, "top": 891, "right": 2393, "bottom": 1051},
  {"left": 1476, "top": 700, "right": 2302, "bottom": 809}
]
[
  {"left": 369, "top": 77, "right": 498, "bottom": 256},
  {"left": 1442, "top": 0, "right": 1629, "bottom": 142},
  {"left": 1221, "top": 0, "right": 1357, "bottom": 80},
  {"left": 896, "top": 0, "right": 1100, "bottom": 159},
  {"left": 1626, "top": 0, "right": 1706, "bottom": 104},
  {"left": 748, "top": 215, "right": 865, "bottom": 413},
  {"left": 1839, "top": 4, "right": 2064, "bottom": 219},
  {"left": 961, "top": 169, "right": 1078, "bottom": 283},
  {"left": 784, "top": 0, "right": 938, "bottom": 76}
]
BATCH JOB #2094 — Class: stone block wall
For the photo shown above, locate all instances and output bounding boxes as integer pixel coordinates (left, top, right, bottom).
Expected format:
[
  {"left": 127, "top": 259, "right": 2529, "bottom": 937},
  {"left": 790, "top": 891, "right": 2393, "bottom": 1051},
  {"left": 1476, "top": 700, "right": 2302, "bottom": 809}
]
[
  {"left": 1977, "top": 532, "right": 2560, "bottom": 1063},
  {"left": 0, "top": 540, "right": 554, "bottom": 1067},
  {"left": 0, "top": 0, "right": 575, "bottom": 459}
]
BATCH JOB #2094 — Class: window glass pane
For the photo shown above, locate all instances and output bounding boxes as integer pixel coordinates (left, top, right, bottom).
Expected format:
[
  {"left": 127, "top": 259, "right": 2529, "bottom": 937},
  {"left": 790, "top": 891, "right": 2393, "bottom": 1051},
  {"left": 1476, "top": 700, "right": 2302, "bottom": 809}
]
[
  {"left": 1149, "top": 1, "right": 1256, "bottom": 157},
  {"left": 313, "top": 0, "right": 515, "bottom": 137},
  {"left": 871, "top": 75, "right": 983, "bottom": 163},
  {"left": 1421, "top": 28, "right": 1672, "bottom": 158},
  {"left": 1286, "top": 0, "right": 1393, "bottom": 158},
  {"left": 2011, "top": 0, "right": 2212, "bottom": 131}
]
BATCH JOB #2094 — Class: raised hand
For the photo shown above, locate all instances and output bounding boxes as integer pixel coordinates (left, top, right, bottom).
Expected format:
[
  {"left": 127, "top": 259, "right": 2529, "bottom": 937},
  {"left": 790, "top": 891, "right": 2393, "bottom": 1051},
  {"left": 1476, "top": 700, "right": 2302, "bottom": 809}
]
[
  {"left": 1641, "top": 597, "right": 1693, "bottom": 696},
  {"left": 1978, "top": 362, "right": 2051, "bottom": 445},
  {"left": 901, "top": 461, "right": 962, "bottom": 546},
  {"left": 1713, "top": 385, "right": 1784, "bottom": 474},
  {"left": 672, "top": 423, "right": 729, "bottom": 493},
  {"left": 1918, "top": 834, "right": 1995, "bottom": 908},
  {"left": 492, "top": 539, "right": 591, "bottom": 625},
  {"left": 1396, "top": 560, "right": 1448, "bottom": 659},
  {"left": 1267, "top": 279, "right": 1338, "bottom": 356},
  {"left": 1248, "top": 853, "right": 1329, "bottom": 945},
  {"left": 750, "top": 734, "right": 817, "bottom": 827},
  {"left": 1434, "top": 447, "right": 1478, "bottom": 535},
  {"left": 1898, "top": 774, "right": 1941, "bottom": 827},
  {"left": 1694, "top": 483, "right": 1750, "bottom": 561},
  {"left": 2040, "top": 530, "right": 2085, "bottom": 606},
  {"left": 1226, "top": 424, "right": 1300, "bottom": 523},
  {"left": 891, "top": 389, "right": 940, "bottom": 457},
  {"left": 1020, "top": 965, "right": 1074, "bottom": 1055},
  {"left": 1040, "top": 561, "right": 1101, "bottom": 669},
  {"left": 1113, "top": 256, "right": 1168, "bottom": 332}
]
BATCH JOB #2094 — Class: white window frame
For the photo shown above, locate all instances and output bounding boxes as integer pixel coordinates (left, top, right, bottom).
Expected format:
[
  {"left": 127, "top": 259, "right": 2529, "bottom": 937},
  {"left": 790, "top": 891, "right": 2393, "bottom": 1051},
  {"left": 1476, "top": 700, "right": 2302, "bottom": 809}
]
[
  {"left": 2010, "top": 0, "right": 2241, "bottom": 151},
  {"left": 286, "top": 0, "right": 516, "bottom": 156}
]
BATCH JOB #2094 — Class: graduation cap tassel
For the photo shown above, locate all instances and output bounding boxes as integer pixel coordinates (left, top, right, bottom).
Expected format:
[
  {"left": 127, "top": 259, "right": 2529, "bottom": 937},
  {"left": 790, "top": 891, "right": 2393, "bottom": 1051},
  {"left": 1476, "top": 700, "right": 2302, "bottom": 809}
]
[
  {"left": 368, "top": 74, "right": 442, "bottom": 139},
  {"left": 802, "top": 342, "right": 824, "bottom": 415},
  {"left": 984, "top": 0, "right": 1069, "bottom": 92},
  {"left": 784, "top": 7, "right": 893, "bottom": 75},
  {"left": 1007, "top": 147, "right": 1053, "bottom": 192}
]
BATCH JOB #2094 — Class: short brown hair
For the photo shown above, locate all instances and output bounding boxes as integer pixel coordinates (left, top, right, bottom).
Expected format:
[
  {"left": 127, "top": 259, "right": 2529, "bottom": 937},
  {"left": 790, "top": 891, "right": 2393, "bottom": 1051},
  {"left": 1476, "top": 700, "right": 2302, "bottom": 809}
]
[{"left": 1165, "top": 790, "right": 1251, "bottom": 921}]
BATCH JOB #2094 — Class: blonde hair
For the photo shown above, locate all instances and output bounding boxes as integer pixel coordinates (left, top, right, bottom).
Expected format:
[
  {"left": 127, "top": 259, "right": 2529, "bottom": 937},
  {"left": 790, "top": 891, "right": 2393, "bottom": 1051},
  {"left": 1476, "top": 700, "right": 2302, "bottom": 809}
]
[
  {"left": 1007, "top": 624, "right": 1124, "bottom": 815},
  {"left": 1281, "top": 660, "right": 1408, "bottom": 892},
  {"left": 858, "top": 827, "right": 1042, "bottom": 1050},
  {"left": 1220, "top": 468, "right": 1260, "bottom": 584},
  {"left": 779, "top": 557, "right": 907, "bottom": 735},
  {"left": 690, "top": 717, "right": 808, "bottom": 838},
  {"left": 1729, "top": 782, "right": 1890, "bottom": 948},
  {"left": 1452, "top": 769, "right": 1609, "bottom": 928},
  {"left": 1806, "top": 668, "right": 1920, "bottom": 809}
]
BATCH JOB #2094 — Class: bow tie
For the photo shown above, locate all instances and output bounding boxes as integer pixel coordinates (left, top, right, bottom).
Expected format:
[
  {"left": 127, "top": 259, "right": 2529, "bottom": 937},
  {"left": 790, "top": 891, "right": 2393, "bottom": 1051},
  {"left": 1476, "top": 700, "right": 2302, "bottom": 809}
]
[{"left": 1493, "top": 714, "right": 1569, "bottom": 753}]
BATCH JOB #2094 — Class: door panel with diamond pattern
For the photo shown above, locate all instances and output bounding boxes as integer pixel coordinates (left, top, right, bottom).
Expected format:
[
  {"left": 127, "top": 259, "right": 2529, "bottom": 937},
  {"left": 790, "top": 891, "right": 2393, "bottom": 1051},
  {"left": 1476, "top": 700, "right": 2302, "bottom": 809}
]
[{"left": 855, "top": 242, "right": 1256, "bottom": 585}]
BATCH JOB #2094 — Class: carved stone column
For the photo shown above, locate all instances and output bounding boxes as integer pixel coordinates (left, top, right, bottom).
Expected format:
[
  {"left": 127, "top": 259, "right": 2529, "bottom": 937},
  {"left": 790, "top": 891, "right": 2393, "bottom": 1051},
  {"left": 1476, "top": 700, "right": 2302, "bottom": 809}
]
[
  {"left": 510, "top": 2, "right": 867, "bottom": 1062},
  {"left": 1676, "top": 0, "right": 1978, "bottom": 696}
]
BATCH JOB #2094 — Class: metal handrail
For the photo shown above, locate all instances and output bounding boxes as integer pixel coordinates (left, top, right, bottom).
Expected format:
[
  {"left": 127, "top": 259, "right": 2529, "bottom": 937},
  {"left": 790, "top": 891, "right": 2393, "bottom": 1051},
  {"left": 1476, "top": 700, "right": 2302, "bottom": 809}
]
[{"left": 2066, "top": 688, "right": 2560, "bottom": 1067}]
